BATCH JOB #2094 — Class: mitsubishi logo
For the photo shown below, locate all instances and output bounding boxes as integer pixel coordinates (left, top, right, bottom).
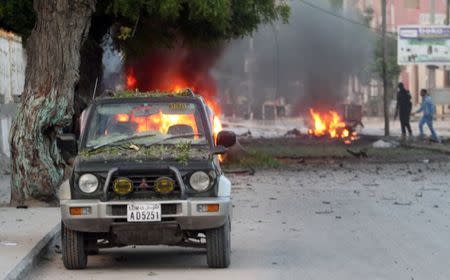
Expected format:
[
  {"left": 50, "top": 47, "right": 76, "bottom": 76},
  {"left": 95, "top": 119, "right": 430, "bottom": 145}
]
[{"left": 139, "top": 178, "right": 149, "bottom": 189}]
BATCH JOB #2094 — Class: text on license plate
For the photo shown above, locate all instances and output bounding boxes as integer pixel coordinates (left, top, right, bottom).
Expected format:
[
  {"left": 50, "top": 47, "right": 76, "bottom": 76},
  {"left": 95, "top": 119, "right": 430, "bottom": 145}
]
[{"left": 127, "top": 203, "right": 161, "bottom": 222}]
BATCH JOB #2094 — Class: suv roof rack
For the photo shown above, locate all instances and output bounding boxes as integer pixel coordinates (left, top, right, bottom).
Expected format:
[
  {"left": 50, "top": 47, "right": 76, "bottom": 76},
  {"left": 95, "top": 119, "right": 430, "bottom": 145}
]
[
  {"left": 93, "top": 88, "right": 198, "bottom": 101},
  {"left": 184, "top": 88, "right": 195, "bottom": 97}
]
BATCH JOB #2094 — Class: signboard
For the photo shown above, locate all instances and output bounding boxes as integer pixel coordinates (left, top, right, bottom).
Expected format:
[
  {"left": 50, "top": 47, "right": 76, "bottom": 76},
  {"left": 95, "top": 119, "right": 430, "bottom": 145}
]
[{"left": 398, "top": 25, "right": 450, "bottom": 65}]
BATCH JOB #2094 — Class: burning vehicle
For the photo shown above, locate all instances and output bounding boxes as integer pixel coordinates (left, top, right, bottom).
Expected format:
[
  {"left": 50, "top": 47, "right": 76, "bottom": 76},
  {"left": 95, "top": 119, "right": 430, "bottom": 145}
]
[
  {"left": 306, "top": 104, "right": 362, "bottom": 144},
  {"left": 57, "top": 89, "right": 236, "bottom": 269}
]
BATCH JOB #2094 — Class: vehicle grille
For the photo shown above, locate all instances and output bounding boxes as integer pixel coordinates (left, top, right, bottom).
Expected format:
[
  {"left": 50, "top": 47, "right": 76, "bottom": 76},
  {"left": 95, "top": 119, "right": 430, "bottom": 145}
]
[{"left": 110, "top": 203, "right": 179, "bottom": 216}]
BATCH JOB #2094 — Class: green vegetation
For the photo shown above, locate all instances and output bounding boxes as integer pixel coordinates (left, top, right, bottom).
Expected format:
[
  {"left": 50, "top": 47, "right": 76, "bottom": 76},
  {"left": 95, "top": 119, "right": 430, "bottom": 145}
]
[
  {"left": 174, "top": 141, "right": 192, "bottom": 165},
  {"left": 370, "top": 36, "right": 402, "bottom": 86},
  {"left": 108, "top": 0, "right": 289, "bottom": 56},
  {"left": 1, "top": 1, "right": 289, "bottom": 51},
  {"left": 112, "top": 89, "right": 193, "bottom": 98},
  {"left": 79, "top": 143, "right": 207, "bottom": 165},
  {"left": 222, "top": 149, "right": 281, "bottom": 169},
  {"left": 222, "top": 138, "right": 447, "bottom": 170},
  {"left": 0, "top": 0, "right": 35, "bottom": 39}
]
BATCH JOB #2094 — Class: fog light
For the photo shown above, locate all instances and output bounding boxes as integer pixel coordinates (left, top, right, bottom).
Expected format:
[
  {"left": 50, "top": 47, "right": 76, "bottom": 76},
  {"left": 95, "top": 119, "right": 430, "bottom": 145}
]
[
  {"left": 197, "top": 204, "right": 220, "bottom": 212},
  {"left": 113, "top": 177, "right": 133, "bottom": 195},
  {"left": 154, "top": 177, "right": 175, "bottom": 194},
  {"left": 69, "top": 207, "right": 91, "bottom": 216}
]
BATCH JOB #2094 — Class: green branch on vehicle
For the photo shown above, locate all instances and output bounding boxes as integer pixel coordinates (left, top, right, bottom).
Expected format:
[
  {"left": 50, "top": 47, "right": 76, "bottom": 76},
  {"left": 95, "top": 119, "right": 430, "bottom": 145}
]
[
  {"left": 79, "top": 143, "right": 205, "bottom": 165},
  {"left": 112, "top": 89, "right": 194, "bottom": 98}
]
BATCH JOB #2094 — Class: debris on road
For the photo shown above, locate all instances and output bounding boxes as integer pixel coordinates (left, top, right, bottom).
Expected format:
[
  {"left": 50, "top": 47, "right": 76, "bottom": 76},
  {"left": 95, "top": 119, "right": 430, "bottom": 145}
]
[
  {"left": 315, "top": 210, "right": 334, "bottom": 215},
  {"left": 363, "top": 183, "right": 379, "bottom": 187},
  {"left": 239, "top": 130, "right": 252, "bottom": 137},
  {"left": 30, "top": 162, "right": 450, "bottom": 279},
  {"left": 346, "top": 148, "right": 368, "bottom": 158},
  {"left": 284, "top": 128, "right": 302, "bottom": 137},
  {"left": 0, "top": 241, "right": 18, "bottom": 246},
  {"left": 372, "top": 139, "right": 398, "bottom": 148},
  {"left": 393, "top": 201, "right": 412, "bottom": 206},
  {"left": 224, "top": 168, "right": 255, "bottom": 176}
]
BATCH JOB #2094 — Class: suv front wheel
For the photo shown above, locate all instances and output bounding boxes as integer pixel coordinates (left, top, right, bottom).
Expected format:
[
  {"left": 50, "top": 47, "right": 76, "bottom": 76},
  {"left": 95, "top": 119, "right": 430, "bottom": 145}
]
[
  {"left": 206, "top": 217, "right": 231, "bottom": 268},
  {"left": 61, "top": 222, "right": 87, "bottom": 269}
]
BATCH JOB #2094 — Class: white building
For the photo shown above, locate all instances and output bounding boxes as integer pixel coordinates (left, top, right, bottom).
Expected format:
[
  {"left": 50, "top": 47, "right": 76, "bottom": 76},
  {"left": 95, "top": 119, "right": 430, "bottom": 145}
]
[{"left": 0, "top": 28, "right": 26, "bottom": 156}]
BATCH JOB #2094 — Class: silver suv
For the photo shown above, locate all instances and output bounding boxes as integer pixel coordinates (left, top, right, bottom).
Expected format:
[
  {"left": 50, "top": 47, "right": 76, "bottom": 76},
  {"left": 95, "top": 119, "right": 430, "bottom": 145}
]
[{"left": 58, "top": 91, "right": 236, "bottom": 269}]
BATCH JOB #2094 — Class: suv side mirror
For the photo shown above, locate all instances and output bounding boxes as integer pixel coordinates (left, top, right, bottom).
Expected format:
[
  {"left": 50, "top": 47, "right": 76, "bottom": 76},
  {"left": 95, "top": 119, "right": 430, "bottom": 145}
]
[
  {"left": 216, "top": 131, "right": 236, "bottom": 148},
  {"left": 57, "top": 133, "right": 78, "bottom": 156}
]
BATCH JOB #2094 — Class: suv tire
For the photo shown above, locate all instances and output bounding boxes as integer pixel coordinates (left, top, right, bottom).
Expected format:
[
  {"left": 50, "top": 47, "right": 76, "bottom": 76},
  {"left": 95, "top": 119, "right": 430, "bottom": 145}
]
[
  {"left": 206, "top": 217, "right": 231, "bottom": 268},
  {"left": 62, "top": 222, "right": 87, "bottom": 269}
]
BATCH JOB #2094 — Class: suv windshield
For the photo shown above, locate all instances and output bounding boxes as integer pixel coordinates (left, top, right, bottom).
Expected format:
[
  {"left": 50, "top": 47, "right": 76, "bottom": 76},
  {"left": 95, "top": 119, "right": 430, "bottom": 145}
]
[{"left": 84, "top": 101, "right": 207, "bottom": 149}]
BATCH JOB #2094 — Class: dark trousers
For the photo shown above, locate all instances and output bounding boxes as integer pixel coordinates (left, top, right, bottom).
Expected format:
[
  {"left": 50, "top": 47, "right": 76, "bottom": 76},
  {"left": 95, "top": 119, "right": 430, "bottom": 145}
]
[{"left": 400, "top": 114, "right": 412, "bottom": 135}]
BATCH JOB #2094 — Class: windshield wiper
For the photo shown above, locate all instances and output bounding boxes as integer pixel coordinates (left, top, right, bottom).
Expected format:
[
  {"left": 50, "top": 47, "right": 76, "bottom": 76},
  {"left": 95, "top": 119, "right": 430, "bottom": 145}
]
[
  {"left": 144, "top": 133, "right": 204, "bottom": 147},
  {"left": 89, "top": 132, "right": 156, "bottom": 151}
]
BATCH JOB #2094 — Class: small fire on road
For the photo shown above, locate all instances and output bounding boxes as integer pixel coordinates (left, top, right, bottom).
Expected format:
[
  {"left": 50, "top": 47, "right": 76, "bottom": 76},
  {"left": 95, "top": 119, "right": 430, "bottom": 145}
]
[{"left": 307, "top": 108, "right": 357, "bottom": 144}]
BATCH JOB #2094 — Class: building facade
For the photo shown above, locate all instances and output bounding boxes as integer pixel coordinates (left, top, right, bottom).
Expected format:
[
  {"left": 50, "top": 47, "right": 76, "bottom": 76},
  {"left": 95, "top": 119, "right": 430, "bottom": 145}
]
[
  {"left": 356, "top": 0, "right": 450, "bottom": 108},
  {"left": 0, "top": 28, "right": 24, "bottom": 156}
]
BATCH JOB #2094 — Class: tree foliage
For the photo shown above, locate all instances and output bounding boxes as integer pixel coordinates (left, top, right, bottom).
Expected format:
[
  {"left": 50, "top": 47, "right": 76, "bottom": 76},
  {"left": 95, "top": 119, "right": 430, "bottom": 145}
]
[
  {"left": 1, "top": 0, "right": 289, "bottom": 53},
  {"left": 370, "top": 35, "right": 402, "bottom": 85},
  {"left": 107, "top": 0, "right": 289, "bottom": 56},
  {"left": 0, "top": 0, "right": 35, "bottom": 38}
]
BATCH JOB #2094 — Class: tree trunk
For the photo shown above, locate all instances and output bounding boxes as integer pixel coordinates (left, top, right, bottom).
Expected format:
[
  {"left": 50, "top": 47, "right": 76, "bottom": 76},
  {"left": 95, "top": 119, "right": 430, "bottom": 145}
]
[
  {"left": 74, "top": 11, "right": 114, "bottom": 133},
  {"left": 9, "top": 0, "right": 96, "bottom": 205}
]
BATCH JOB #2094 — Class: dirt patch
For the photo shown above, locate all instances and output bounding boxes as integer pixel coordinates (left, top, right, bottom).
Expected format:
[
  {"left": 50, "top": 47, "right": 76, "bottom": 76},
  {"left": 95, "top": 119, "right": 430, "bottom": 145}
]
[{"left": 223, "top": 135, "right": 450, "bottom": 169}]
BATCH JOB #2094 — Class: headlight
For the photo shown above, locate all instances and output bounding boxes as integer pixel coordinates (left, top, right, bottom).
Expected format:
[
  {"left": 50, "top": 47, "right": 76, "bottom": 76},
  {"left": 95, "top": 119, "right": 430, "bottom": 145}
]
[
  {"left": 189, "top": 171, "right": 210, "bottom": 192},
  {"left": 78, "top": 174, "right": 99, "bottom": 193}
]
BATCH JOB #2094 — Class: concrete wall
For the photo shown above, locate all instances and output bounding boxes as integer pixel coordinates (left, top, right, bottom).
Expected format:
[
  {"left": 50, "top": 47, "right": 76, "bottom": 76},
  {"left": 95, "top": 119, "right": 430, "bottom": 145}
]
[
  {"left": 0, "top": 104, "right": 15, "bottom": 156},
  {"left": 0, "top": 29, "right": 26, "bottom": 104},
  {"left": 0, "top": 29, "right": 25, "bottom": 157}
]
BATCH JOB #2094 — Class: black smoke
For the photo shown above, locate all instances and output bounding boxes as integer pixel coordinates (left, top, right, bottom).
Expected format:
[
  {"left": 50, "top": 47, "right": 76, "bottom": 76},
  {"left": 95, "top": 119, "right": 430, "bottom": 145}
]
[{"left": 214, "top": 0, "right": 375, "bottom": 115}]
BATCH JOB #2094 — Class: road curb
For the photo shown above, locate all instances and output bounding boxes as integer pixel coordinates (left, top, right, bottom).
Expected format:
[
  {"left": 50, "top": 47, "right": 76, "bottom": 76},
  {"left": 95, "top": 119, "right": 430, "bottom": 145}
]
[{"left": 4, "top": 223, "right": 61, "bottom": 280}]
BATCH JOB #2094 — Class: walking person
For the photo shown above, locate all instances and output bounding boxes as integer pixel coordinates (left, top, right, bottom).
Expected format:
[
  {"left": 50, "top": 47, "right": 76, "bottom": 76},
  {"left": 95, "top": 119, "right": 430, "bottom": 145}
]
[
  {"left": 416, "top": 89, "right": 440, "bottom": 143},
  {"left": 394, "top": 82, "right": 413, "bottom": 141}
]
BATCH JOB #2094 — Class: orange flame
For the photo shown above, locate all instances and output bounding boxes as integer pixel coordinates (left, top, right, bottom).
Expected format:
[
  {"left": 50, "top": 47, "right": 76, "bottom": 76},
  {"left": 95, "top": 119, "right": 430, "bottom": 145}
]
[
  {"left": 124, "top": 66, "right": 225, "bottom": 161},
  {"left": 115, "top": 114, "right": 130, "bottom": 122},
  {"left": 308, "top": 108, "right": 355, "bottom": 144},
  {"left": 126, "top": 68, "right": 137, "bottom": 89},
  {"left": 125, "top": 69, "right": 223, "bottom": 141}
]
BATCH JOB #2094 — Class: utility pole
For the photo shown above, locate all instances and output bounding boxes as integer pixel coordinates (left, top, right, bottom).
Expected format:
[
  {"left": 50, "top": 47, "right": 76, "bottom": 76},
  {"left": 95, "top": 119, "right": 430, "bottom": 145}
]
[
  {"left": 246, "top": 37, "right": 255, "bottom": 120},
  {"left": 428, "top": 0, "right": 437, "bottom": 95},
  {"left": 444, "top": 0, "right": 450, "bottom": 117},
  {"left": 381, "top": 0, "right": 389, "bottom": 136}
]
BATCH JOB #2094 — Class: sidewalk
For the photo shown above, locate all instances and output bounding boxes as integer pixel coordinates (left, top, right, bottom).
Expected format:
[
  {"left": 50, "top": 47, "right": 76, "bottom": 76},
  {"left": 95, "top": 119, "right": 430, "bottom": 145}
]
[
  {"left": 0, "top": 175, "right": 60, "bottom": 279},
  {"left": 0, "top": 207, "right": 60, "bottom": 279},
  {"left": 223, "top": 117, "right": 450, "bottom": 139},
  {"left": 361, "top": 117, "right": 450, "bottom": 138}
]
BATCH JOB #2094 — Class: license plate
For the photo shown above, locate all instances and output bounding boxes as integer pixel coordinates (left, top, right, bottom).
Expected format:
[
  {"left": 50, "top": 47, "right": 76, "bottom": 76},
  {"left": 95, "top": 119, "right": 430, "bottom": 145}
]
[{"left": 127, "top": 203, "right": 161, "bottom": 222}]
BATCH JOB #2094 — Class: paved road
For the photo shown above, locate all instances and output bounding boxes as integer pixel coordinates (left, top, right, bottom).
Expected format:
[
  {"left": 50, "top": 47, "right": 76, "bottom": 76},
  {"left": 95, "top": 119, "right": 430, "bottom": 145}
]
[{"left": 33, "top": 162, "right": 450, "bottom": 280}]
